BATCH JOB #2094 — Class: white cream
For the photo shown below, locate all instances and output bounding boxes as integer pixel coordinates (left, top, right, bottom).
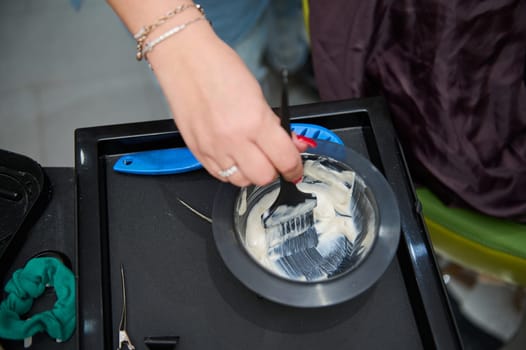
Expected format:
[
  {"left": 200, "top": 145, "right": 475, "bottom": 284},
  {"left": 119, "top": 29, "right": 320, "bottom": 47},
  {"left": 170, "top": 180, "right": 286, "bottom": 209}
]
[{"left": 241, "top": 158, "right": 359, "bottom": 280}]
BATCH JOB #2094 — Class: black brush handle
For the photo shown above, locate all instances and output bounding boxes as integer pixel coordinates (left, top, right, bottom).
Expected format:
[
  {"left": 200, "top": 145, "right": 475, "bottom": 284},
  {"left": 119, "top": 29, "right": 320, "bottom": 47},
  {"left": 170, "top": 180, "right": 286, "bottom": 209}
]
[
  {"left": 262, "top": 68, "right": 317, "bottom": 232},
  {"left": 278, "top": 69, "right": 296, "bottom": 190},
  {"left": 279, "top": 69, "right": 292, "bottom": 134},
  {"left": 277, "top": 69, "right": 303, "bottom": 198}
]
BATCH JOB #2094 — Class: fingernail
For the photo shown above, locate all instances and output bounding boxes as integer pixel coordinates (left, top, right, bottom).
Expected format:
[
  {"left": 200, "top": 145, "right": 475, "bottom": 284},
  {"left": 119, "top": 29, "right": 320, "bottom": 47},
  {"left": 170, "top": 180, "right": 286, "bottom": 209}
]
[
  {"left": 296, "top": 135, "right": 318, "bottom": 148},
  {"left": 293, "top": 176, "right": 303, "bottom": 184}
]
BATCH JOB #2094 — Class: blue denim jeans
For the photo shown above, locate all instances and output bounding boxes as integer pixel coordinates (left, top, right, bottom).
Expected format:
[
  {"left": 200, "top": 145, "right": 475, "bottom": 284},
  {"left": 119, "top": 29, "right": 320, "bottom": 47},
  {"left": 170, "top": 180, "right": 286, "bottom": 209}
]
[
  {"left": 142, "top": 1, "right": 308, "bottom": 109},
  {"left": 234, "top": 0, "right": 309, "bottom": 86}
]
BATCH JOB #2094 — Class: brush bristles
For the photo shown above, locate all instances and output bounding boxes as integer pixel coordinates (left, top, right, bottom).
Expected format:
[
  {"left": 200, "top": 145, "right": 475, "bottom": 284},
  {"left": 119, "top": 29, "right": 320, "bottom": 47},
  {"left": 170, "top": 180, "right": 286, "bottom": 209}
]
[
  {"left": 262, "top": 195, "right": 317, "bottom": 259},
  {"left": 278, "top": 210, "right": 315, "bottom": 237},
  {"left": 265, "top": 210, "right": 316, "bottom": 257}
]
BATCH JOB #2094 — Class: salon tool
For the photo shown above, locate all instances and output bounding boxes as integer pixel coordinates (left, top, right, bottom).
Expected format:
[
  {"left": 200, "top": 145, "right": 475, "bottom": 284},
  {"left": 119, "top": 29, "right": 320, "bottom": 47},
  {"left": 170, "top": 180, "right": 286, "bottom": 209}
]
[
  {"left": 117, "top": 264, "right": 135, "bottom": 350},
  {"left": 261, "top": 70, "right": 317, "bottom": 258},
  {"left": 112, "top": 125, "right": 343, "bottom": 175},
  {"left": 144, "top": 336, "right": 180, "bottom": 350},
  {"left": 113, "top": 147, "right": 201, "bottom": 175}
]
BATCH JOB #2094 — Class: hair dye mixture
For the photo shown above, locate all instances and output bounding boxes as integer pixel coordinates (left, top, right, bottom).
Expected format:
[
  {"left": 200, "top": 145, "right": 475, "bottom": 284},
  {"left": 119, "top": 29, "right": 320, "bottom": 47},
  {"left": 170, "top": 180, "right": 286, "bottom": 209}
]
[{"left": 239, "top": 157, "right": 374, "bottom": 282}]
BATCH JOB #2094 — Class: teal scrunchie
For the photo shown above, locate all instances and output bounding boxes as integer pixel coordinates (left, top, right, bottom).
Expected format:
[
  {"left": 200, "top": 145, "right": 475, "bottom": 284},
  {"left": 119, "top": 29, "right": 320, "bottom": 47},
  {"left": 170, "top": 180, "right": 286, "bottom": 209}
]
[{"left": 0, "top": 257, "right": 76, "bottom": 341}]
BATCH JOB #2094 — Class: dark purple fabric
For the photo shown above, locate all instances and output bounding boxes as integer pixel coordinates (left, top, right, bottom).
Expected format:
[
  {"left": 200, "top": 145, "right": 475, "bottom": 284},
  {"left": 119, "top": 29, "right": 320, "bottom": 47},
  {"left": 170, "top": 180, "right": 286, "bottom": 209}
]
[{"left": 309, "top": 0, "right": 526, "bottom": 223}]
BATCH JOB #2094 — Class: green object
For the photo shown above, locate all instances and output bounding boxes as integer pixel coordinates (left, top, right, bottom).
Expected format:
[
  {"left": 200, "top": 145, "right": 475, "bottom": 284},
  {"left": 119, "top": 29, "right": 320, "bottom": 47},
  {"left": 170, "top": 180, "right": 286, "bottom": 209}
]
[
  {"left": 417, "top": 188, "right": 526, "bottom": 259},
  {"left": 0, "top": 257, "right": 76, "bottom": 341},
  {"left": 417, "top": 187, "right": 526, "bottom": 285}
]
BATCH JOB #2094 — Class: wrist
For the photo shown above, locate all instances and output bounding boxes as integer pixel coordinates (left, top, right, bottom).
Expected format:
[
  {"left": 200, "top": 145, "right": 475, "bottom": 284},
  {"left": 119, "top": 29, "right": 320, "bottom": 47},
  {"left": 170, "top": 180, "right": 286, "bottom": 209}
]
[{"left": 147, "top": 19, "right": 220, "bottom": 77}]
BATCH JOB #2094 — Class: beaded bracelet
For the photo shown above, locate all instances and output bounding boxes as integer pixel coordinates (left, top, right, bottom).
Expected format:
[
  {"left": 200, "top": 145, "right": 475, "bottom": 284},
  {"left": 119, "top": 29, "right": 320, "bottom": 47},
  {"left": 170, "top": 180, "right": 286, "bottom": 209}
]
[
  {"left": 134, "top": 3, "right": 205, "bottom": 61},
  {"left": 140, "top": 15, "right": 208, "bottom": 63}
]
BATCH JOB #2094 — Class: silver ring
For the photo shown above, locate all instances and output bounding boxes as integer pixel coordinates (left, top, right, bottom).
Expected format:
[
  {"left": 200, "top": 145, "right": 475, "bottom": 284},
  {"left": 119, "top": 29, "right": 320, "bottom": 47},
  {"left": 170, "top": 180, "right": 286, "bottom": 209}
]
[{"left": 218, "top": 165, "right": 238, "bottom": 178}]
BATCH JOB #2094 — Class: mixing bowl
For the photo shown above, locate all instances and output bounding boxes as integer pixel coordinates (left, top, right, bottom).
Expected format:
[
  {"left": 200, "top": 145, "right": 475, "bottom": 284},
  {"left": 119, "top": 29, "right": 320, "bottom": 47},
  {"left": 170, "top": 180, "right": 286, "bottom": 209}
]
[{"left": 212, "top": 140, "right": 400, "bottom": 308}]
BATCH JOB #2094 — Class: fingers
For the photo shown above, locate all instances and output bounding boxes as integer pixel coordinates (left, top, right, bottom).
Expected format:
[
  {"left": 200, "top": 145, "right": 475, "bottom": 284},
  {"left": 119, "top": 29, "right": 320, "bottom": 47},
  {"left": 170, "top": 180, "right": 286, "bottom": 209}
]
[
  {"left": 210, "top": 116, "right": 321, "bottom": 187},
  {"left": 201, "top": 138, "right": 278, "bottom": 187},
  {"left": 202, "top": 155, "right": 251, "bottom": 187},
  {"left": 254, "top": 114, "right": 305, "bottom": 183},
  {"left": 292, "top": 133, "right": 314, "bottom": 153},
  {"left": 203, "top": 140, "right": 315, "bottom": 187},
  {"left": 231, "top": 141, "right": 278, "bottom": 186},
  {"left": 190, "top": 111, "right": 320, "bottom": 188}
]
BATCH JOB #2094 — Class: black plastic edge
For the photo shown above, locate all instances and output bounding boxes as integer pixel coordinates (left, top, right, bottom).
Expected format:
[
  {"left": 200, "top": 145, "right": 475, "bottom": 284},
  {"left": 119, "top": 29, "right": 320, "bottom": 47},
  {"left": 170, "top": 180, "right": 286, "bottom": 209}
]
[
  {"left": 0, "top": 150, "right": 52, "bottom": 283},
  {"left": 74, "top": 97, "right": 462, "bottom": 350}
]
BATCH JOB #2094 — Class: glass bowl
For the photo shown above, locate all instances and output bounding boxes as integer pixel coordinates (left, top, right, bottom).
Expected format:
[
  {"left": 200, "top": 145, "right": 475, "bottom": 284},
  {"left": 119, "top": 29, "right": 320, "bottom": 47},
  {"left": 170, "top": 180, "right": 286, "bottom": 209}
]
[{"left": 234, "top": 153, "right": 378, "bottom": 282}]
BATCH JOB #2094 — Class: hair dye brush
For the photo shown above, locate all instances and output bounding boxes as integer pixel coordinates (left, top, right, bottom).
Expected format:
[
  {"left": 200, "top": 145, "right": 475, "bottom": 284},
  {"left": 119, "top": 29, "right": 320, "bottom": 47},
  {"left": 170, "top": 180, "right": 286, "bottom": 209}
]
[{"left": 261, "top": 70, "right": 318, "bottom": 259}]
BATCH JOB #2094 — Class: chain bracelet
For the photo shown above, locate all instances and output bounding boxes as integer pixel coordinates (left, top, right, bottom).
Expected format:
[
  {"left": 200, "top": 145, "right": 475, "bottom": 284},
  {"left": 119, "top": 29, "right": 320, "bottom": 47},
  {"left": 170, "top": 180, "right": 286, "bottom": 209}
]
[
  {"left": 135, "top": 3, "right": 205, "bottom": 61},
  {"left": 141, "top": 15, "right": 208, "bottom": 62}
]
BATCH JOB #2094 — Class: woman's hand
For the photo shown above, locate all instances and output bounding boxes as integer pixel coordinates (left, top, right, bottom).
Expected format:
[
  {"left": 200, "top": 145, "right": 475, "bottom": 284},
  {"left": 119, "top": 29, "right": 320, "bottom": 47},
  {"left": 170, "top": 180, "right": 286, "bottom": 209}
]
[
  {"left": 148, "top": 20, "right": 308, "bottom": 187},
  {"left": 107, "top": 0, "right": 309, "bottom": 186}
]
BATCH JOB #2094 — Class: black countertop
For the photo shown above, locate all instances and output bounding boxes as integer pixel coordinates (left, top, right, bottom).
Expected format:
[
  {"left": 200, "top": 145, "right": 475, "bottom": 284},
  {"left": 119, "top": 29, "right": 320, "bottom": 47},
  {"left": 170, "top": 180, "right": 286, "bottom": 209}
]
[
  {"left": 0, "top": 97, "right": 463, "bottom": 350},
  {"left": 74, "top": 97, "right": 462, "bottom": 350},
  {"left": 1, "top": 167, "right": 77, "bottom": 350}
]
